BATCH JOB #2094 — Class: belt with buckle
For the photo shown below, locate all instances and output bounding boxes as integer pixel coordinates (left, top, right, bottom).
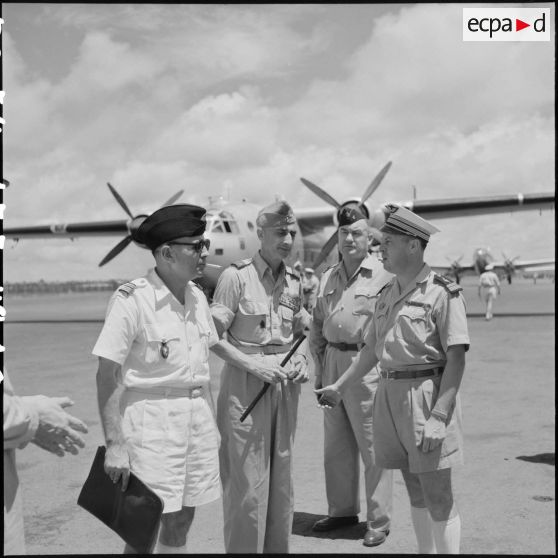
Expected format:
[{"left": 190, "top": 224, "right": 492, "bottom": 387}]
[
  {"left": 126, "top": 386, "right": 205, "bottom": 398},
  {"left": 328, "top": 341, "right": 361, "bottom": 352},
  {"left": 236, "top": 344, "right": 291, "bottom": 355},
  {"left": 379, "top": 368, "right": 443, "bottom": 380}
]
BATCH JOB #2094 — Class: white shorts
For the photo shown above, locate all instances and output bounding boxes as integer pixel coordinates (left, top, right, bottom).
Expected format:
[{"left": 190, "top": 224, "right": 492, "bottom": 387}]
[{"left": 121, "top": 389, "right": 221, "bottom": 513}]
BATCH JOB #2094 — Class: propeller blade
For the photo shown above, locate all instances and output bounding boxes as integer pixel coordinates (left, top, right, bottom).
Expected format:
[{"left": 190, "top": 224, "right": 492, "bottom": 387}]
[
  {"left": 360, "top": 161, "right": 392, "bottom": 204},
  {"left": 314, "top": 230, "right": 339, "bottom": 269},
  {"left": 99, "top": 235, "right": 133, "bottom": 267},
  {"left": 160, "top": 189, "right": 185, "bottom": 208},
  {"left": 107, "top": 183, "right": 134, "bottom": 218},
  {"left": 457, "top": 255, "right": 464, "bottom": 263},
  {"left": 300, "top": 178, "right": 341, "bottom": 209}
]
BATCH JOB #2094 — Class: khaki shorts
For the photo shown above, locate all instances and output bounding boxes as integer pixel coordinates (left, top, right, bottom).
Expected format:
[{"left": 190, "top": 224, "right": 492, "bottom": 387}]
[
  {"left": 121, "top": 389, "right": 221, "bottom": 513},
  {"left": 372, "top": 375, "right": 463, "bottom": 473}
]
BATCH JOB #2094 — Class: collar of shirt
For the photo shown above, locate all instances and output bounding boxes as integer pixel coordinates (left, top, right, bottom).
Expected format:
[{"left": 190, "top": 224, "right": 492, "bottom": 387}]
[
  {"left": 332, "top": 253, "right": 378, "bottom": 285},
  {"left": 393, "top": 263, "right": 432, "bottom": 303},
  {"left": 253, "top": 251, "right": 286, "bottom": 285},
  {"left": 147, "top": 267, "right": 185, "bottom": 308}
]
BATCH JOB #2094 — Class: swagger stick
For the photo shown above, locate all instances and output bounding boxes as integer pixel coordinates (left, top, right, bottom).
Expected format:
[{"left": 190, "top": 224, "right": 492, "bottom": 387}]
[{"left": 239, "top": 334, "right": 306, "bottom": 423}]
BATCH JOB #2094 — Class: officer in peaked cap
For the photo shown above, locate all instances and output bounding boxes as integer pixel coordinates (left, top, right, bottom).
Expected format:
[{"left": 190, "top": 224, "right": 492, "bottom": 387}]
[
  {"left": 93, "top": 203, "right": 221, "bottom": 553},
  {"left": 309, "top": 202, "right": 393, "bottom": 547},
  {"left": 210, "top": 199, "right": 311, "bottom": 553},
  {"left": 317, "top": 203, "right": 469, "bottom": 553},
  {"left": 379, "top": 203, "right": 440, "bottom": 244}
]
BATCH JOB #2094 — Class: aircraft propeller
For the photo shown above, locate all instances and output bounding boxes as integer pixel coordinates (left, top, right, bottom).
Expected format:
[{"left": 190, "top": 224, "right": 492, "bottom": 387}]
[
  {"left": 445, "top": 254, "right": 464, "bottom": 284},
  {"left": 98, "top": 184, "right": 184, "bottom": 267},
  {"left": 300, "top": 161, "right": 392, "bottom": 268}
]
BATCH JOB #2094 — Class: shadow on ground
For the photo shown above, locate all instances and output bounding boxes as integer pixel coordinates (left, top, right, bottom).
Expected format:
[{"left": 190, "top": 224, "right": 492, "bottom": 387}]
[
  {"left": 292, "top": 512, "right": 367, "bottom": 540},
  {"left": 516, "top": 452, "right": 555, "bottom": 466}
]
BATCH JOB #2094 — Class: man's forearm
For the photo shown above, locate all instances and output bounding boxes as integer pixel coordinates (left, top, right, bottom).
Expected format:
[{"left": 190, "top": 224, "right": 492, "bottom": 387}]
[
  {"left": 96, "top": 360, "right": 126, "bottom": 447},
  {"left": 431, "top": 345, "right": 466, "bottom": 419},
  {"left": 210, "top": 339, "right": 259, "bottom": 374},
  {"left": 336, "top": 343, "right": 379, "bottom": 393}
]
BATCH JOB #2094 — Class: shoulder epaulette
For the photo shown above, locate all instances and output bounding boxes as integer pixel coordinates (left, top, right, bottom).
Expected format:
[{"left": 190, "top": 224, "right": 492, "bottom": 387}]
[
  {"left": 117, "top": 282, "right": 137, "bottom": 297},
  {"left": 433, "top": 273, "right": 463, "bottom": 294},
  {"left": 231, "top": 258, "right": 252, "bottom": 269}
]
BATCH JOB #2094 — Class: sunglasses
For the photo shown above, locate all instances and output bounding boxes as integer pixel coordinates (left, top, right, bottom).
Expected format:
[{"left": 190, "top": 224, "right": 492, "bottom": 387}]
[{"left": 167, "top": 239, "right": 211, "bottom": 253}]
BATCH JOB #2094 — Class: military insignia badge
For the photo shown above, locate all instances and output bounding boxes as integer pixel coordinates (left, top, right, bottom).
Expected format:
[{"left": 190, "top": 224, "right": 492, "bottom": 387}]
[
  {"left": 160, "top": 340, "right": 169, "bottom": 359},
  {"left": 279, "top": 294, "right": 300, "bottom": 312}
]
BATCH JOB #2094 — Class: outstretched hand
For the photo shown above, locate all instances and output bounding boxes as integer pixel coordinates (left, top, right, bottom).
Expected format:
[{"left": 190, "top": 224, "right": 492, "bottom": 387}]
[
  {"left": 314, "top": 384, "right": 342, "bottom": 409},
  {"left": 31, "top": 396, "right": 88, "bottom": 457}
]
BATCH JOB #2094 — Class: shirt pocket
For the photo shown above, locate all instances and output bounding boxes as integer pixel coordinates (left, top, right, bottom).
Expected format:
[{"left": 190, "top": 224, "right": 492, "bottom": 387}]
[
  {"left": 143, "top": 323, "right": 182, "bottom": 366},
  {"left": 234, "top": 298, "right": 269, "bottom": 343},
  {"left": 352, "top": 288, "right": 379, "bottom": 316},
  {"left": 279, "top": 304, "right": 294, "bottom": 338},
  {"left": 394, "top": 306, "right": 428, "bottom": 343}
]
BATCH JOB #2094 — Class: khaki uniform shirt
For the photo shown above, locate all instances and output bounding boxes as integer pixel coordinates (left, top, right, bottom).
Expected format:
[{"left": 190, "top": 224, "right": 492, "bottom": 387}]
[
  {"left": 309, "top": 255, "right": 393, "bottom": 364},
  {"left": 365, "top": 264, "right": 470, "bottom": 371},
  {"left": 210, "top": 251, "right": 311, "bottom": 347},
  {"left": 92, "top": 268, "right": 218, "bottom": 389}
]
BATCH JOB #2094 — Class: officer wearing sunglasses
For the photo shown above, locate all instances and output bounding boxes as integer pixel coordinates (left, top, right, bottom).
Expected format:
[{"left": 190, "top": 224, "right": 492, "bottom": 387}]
[{"left": 93, "top": 204, "right": 221, "bottom": 554}]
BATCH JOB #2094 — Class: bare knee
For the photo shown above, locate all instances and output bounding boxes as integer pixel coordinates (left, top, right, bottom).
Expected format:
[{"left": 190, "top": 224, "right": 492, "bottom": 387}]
[
  {"left": 160, "top": 507, "right": 196, "bottom": 546},
  {"left": 401, "top": 468, "right": 427, "bottom": 508},
  {"left": 419, "top": 470, "right": 456, "bottom": 521}
]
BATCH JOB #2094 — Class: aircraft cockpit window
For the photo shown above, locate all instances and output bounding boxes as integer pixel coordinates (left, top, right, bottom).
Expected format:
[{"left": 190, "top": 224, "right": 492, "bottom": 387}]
[
  {"left": 216, "top": 211, "right": 240, "bottom": 234},
  {"left": 210, "top": 221, "right": 226, "bottom": 233}
]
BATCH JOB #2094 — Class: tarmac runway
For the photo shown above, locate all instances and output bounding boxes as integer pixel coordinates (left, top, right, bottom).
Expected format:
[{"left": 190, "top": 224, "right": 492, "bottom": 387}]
[{"left": 3, "top": 279, "right": 555, "bottom": 554}]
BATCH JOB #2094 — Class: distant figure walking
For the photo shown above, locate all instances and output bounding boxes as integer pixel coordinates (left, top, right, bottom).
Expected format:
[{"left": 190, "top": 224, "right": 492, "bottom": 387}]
[{"left": 478, "top": 264, "right": 501, "bottom": 320}]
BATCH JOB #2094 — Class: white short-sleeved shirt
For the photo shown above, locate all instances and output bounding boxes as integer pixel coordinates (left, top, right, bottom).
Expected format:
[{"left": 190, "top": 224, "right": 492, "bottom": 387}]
[
  {"left": 366, "top": 264, "right": 470, "bottom": 371},
  {"left": 92, "top": 268, "right": 218, "bottom": 389}
]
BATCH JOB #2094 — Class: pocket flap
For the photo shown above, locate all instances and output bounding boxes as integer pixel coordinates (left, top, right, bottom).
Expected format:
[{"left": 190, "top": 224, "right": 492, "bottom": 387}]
[
  {"left": 239, "top": 299, "right": 268, "bottom": 316},
  {"left": 143, "top": 323, "right": 180, "bottom": 342}
]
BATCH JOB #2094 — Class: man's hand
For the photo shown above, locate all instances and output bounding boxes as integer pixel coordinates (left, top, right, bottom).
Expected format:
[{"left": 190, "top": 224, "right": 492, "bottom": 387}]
[
  {"left": 287, "top": 354, "right": 309, "bottom": 384},
  {"left": 104, "top": 444, "right": 131, "bottom": 491},
  {"left": 314, "top": 383, "right": 342, "bottom": 409},
  {"left": 419, "top": 415, "right": 447, "bottom": 453},
  {"left": 31, "top": 396, "right": 88, "bottom": 457},
  {"left": 250, "top": 360, "right": 289, "bottom": 384}
]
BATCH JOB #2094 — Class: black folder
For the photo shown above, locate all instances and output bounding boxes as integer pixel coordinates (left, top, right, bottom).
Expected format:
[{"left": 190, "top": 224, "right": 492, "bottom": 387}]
[{"left": 78, "top": 446, "right": 164, "bottom": 553}]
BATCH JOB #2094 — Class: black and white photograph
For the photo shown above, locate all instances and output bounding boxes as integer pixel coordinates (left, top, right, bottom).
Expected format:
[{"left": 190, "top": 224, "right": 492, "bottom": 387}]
[{"left": 1, "top": 3, "right": 554, "bottom": 554}]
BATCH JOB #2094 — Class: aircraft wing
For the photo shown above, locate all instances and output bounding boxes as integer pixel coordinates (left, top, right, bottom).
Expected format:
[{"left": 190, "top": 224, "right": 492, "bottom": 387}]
[
  {"left": 430, "top": 264, "right": 477, "bottom": 277},
  {"left": 4, "top": 220, "right": 129, "bottom": 238},
  {"left": 491, "top": 258, "right": 555, "bottom": 272},
  {"left": 4, "top": 191, "right": 554, "bottom": 240},
  {"left": 295, "top": 191, "right": 554, "bottom": 231}
]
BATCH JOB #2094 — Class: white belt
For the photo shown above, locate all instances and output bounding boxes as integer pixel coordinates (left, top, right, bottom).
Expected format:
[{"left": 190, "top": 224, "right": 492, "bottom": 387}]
[{"left": 126, "top": 386, "right": 205, "bottom": 398}]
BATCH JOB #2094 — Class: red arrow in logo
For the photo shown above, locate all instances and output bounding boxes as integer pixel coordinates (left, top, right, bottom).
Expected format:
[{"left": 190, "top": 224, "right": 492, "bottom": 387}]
[{"left": 516, "top": 19, "right": 530, "bottom": 31}]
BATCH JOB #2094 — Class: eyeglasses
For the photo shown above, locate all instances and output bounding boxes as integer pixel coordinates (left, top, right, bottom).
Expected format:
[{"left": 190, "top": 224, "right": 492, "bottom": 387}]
[{"left": 167, "top": 239, "right": 211, "bottom": 253}]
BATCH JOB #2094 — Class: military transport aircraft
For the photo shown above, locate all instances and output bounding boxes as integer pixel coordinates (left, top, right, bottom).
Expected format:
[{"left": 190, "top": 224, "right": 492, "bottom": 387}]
[
  {"left": 3, "top": 161, "right": 555, "bottom": 292},
  {"left": 432, "top": 248, "right": 555, "bottom": 284}
]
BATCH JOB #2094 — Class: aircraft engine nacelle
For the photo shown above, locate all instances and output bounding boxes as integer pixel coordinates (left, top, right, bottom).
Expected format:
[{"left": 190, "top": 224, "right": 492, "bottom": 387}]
[{"left": 128, "top": 214, "right": 149, "bottom": 247}]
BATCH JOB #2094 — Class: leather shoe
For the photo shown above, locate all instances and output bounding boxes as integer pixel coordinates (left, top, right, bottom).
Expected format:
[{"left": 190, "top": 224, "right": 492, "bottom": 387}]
[
  {"left": 312, "top": 515, "right": 359, "bottom": 532},
  {"left": 363, "top": 528, "right": 389, "bottom": 547}
]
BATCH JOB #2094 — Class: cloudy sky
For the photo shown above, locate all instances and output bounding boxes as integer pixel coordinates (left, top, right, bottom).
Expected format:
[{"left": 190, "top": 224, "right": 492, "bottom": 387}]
[{"left": 2, "top": 3, "right": 555, "bottom": 282}]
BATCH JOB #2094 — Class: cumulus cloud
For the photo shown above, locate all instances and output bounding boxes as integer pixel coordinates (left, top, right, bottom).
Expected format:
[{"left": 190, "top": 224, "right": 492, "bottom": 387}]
[{"left": 2, "top": 4, "right": 554, "bottom": 282}]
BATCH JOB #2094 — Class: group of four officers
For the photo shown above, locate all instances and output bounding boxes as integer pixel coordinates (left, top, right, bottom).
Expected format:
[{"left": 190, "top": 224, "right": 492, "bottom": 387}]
[{"left": 92, "top": 198, "right": 468, "bottom": 554}]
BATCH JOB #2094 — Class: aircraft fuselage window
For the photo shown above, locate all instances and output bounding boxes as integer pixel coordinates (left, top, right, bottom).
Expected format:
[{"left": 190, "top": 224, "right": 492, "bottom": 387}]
[
  {"left": 215, "top": 248, "right": 224, "bottom": 255},
  {"left": 247, "top": 221, "right": 255, "bottom": 231}
]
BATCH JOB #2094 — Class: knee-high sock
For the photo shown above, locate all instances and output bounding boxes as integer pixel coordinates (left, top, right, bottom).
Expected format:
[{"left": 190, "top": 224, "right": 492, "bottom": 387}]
[
  {"left": 431, "top": 514, "right": 461, "bottom": 554},
  {"left": 156, "top": 541, "right": 187, "bottom": 554},
  {"left": 410, "top": 506, "right": 436, "bottom": 554}
]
